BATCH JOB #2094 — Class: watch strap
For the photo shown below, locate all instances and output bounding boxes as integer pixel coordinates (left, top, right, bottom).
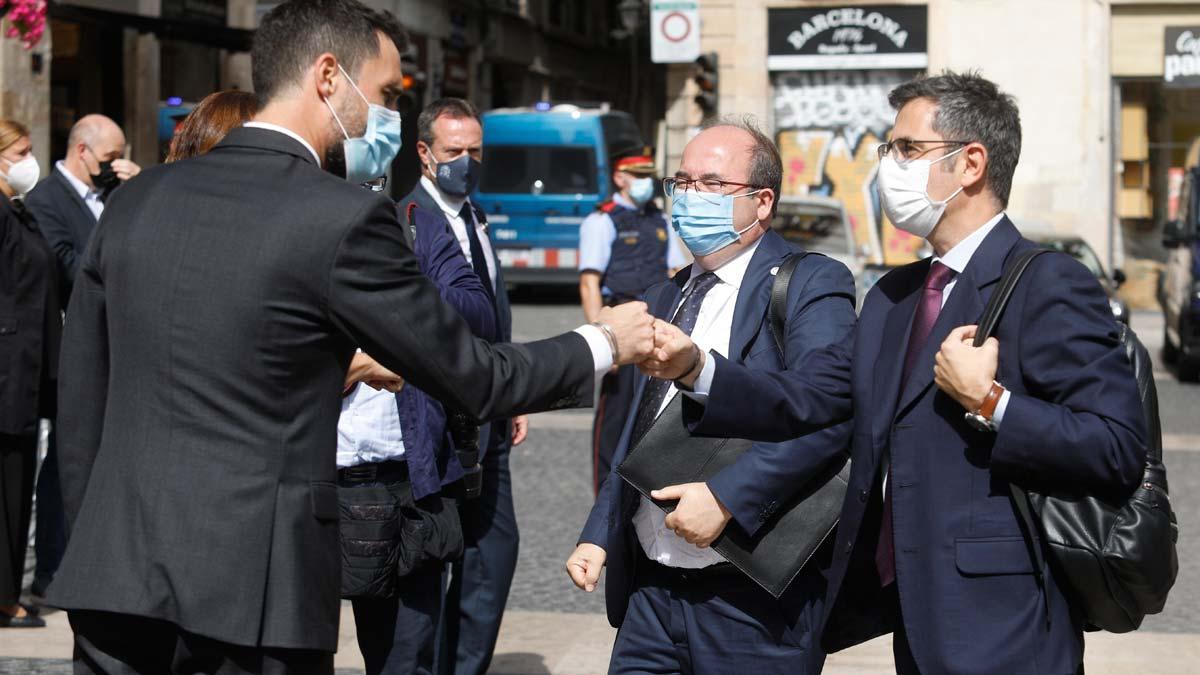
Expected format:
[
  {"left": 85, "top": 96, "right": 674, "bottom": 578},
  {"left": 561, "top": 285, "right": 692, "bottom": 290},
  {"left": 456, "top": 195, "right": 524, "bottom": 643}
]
[{"left": 978, "top": 381, "right": 1005, "bottom": 420}]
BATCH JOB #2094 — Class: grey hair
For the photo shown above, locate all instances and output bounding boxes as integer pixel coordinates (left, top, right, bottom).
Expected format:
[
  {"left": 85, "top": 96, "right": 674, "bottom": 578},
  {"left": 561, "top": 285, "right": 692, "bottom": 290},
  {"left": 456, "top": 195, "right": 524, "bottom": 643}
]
[
  {"left": 700, "top": 115, "right": 783, "bottom": 217},
  {"left": 888, "top": 70, "right": 1022, "bottom": 207}
]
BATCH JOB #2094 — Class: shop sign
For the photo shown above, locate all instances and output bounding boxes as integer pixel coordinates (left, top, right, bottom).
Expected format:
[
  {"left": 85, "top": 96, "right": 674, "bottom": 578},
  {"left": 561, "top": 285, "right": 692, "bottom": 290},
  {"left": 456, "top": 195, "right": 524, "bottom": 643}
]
[
  {"left": 768, "top": 5, "right": 927, "bottom": 71},
  {"left": 1165, "top": 27, "right": 1200, "bottom": 88}
]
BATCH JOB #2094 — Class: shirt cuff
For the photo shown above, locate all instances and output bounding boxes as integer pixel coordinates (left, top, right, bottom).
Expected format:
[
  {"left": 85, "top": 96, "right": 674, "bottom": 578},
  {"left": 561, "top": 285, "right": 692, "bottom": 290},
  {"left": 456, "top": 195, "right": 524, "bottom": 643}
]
[
  {"left": 683, "top": 350, "right": 716, "bottom": 402},
  {"left": 992, "top": 389, "right": 1012, "bottom": 428},
  {"left": 574, "top": 325, "right": 614, "bottom": 376}
]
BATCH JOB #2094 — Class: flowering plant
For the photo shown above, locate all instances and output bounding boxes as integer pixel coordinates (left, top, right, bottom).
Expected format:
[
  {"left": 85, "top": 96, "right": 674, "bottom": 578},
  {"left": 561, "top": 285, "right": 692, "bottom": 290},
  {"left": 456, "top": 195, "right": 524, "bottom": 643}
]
[{"left": 1, "top": 0, "right": 47, "bottom": 50}]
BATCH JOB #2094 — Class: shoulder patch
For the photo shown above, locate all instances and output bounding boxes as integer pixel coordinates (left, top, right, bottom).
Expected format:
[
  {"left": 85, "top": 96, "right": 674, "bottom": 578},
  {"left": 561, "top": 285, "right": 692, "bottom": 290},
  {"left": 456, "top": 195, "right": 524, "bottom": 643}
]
[{"left": 598, "top": 200, "right": 618, "bottom": 214}]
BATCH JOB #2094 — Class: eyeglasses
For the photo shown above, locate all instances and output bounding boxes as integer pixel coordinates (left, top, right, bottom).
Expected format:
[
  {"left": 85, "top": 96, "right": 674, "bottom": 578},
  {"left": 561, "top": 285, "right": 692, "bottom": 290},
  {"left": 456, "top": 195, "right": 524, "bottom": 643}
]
[
  {"left": 663, "top": 177, "right": 764, "bottom": 197},
  {"left": 876, "top": 139, "right": 971, "bottom": 163}
]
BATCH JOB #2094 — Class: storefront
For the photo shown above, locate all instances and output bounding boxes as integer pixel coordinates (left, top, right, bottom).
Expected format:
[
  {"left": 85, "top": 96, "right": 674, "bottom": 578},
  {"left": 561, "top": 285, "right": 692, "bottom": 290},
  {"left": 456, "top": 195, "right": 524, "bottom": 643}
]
[{"left": 766, "top": 5, "right": 928, "bottom": 265}]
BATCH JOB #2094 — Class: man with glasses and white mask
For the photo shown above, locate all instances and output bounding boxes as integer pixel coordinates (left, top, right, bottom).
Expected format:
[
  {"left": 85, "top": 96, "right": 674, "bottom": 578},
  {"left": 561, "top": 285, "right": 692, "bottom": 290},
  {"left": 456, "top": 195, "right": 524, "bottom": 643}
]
[
  {"left": 643, "top": 71, "right": 1147, "bottom": 674},
  {"left": 566, "top": 117, "right": 857, "bottom": 675}
]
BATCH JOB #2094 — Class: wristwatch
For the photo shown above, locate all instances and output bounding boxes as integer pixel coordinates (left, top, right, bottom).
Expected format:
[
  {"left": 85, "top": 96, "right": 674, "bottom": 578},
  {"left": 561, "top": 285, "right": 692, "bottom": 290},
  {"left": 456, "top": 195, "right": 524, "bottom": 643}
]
[{"left": 964, "top": 381, "right": 1005, "bottom": 433}]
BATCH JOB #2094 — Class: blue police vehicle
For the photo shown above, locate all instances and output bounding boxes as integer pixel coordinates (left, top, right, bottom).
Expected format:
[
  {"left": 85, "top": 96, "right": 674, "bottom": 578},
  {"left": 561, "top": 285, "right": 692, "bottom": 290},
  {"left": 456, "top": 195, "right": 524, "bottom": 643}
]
[{"left": 475, "top": 103, "right": 645, "bottom": 286}]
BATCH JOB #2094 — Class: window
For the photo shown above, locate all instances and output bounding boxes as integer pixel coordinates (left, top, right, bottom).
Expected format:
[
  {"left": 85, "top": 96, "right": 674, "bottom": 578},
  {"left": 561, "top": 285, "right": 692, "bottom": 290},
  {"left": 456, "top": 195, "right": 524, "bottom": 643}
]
[{"left": 479, "top": 145, "right": 598, "bottom": 194}]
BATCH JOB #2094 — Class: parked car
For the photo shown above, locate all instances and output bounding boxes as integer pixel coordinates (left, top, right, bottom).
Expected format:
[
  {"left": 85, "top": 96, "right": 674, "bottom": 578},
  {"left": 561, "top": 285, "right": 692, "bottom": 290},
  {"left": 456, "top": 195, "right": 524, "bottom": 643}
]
[
  {"left": 772, "top": 194, "right": 884, "bottom": 308},
  {"left": 474, "top": 103, "right": 645, "bottom": 287},
  {"left": 1161, "top": 164, "right": 1200, "bottom": 381},
  {"left": 1028, "top": 234, "right": 1130, "bottom": 325}
]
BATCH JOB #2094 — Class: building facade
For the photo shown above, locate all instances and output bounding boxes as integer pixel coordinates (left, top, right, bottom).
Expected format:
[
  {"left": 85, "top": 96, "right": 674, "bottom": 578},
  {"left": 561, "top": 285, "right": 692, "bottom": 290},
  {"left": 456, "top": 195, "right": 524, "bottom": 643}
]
[{"left": 662, "top": 0, "right": 1196, "bottom": 307}]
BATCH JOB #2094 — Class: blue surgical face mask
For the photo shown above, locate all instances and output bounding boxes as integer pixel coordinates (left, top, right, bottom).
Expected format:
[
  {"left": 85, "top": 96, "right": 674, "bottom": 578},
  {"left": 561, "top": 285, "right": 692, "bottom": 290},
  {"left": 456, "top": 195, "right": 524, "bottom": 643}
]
[
  {"left": 628, "top": 177, "right": 654, "bottom": 206},
  {"left": 429, "top": 153, "right": 481, "bottom": 197},
  {"left": 324, "top": 64, "right": 402, "bottom": 184},
  {"left": 670, "top": 188, "right": 763, "bottom": 256}
]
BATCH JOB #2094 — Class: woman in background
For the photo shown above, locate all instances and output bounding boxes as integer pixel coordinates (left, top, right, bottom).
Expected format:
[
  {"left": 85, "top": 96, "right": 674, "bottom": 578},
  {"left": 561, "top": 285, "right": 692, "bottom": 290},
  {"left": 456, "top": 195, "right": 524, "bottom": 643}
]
[
  {"left": 166, "top": 90, "right": 258, "bottom": 163},
  {"left": 0, "top": 119, "right": 59, "bottom": 629}
]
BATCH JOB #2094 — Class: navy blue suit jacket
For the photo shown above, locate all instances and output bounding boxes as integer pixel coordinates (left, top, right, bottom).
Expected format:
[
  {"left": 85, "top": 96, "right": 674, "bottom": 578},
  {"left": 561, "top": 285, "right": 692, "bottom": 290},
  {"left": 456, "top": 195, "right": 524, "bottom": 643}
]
[
  {"left": 579, "top": 230, "right": 857, "bottom": 629},
  {"left": 388, "top": 203, "right": 499, "bottom": 499},
  {"left": 686, "top": 218, "right": 1147, "bottom": 674},
  {"left": 399, "top": 182, "right": 514, "bottom": 460}
]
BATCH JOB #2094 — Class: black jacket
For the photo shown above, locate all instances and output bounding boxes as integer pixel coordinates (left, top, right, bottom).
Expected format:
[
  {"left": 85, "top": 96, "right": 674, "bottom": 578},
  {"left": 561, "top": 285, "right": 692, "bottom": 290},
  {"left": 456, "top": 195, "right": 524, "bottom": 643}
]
[
  {"left": 25, "top": 168, "right": 99, "bottom": 304},
  {"left": 0, "top": 196, "right": 61, "bottom": 435},
  {"left": 48, "top": 127, "right": 594, "bottom": 651}
]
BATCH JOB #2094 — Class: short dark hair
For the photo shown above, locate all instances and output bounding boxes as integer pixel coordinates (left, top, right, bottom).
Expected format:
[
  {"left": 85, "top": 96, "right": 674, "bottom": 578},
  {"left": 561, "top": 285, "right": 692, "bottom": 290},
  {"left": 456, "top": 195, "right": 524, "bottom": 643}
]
[
  {"left": 888, "top": 70, "right": 1022, "bottom": 207},
  {"left": 418, "top": 98, "right": 482, "bottom": 146},
  {"left": 701, "top": 115, "right": 783, "bottom": 217},
  {"left": 251, "top": 0, "right": 408, "bottom": 107}
]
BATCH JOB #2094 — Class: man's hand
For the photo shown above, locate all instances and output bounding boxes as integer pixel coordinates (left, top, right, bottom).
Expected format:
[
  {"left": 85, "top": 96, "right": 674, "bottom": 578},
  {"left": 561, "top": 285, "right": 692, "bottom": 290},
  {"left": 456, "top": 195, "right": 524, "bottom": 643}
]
[
  {"left": 638, "top": 320, "right": 703, "bottom": 385},
  {"left": 652, "top": 482, "right": 732, "bottom": 548},
  {"left": 596, "top": 301, "right": 654, "bottom": 365},
  {"left": 345, "top": 352, "right": 405, "bottom": 393},
  {"left": 934, "top": 325, "right": 999, "bottom": 411},
  {"left": 511, "top": 415, "right": 529, "bottom": 446},
  {"left": 565, "top": 543, "right": 607, "bottom": 592},
  {"left": 112, "top": 159, "right": 141, "bottom": 182}
]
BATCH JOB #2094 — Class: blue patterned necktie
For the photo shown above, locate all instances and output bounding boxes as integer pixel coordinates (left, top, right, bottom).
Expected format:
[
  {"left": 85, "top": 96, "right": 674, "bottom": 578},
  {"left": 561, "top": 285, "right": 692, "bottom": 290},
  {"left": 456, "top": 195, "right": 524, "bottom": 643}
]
[{"left": 628, "top": 272, "right": 721, "bottom": 445}]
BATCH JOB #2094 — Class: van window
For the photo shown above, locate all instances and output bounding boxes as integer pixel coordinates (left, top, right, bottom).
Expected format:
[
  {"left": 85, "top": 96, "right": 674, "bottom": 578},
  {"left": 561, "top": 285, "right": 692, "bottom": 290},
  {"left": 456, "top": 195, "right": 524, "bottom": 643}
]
[{"left": 480, "top": 145, "right": 598, "bottom": 194}]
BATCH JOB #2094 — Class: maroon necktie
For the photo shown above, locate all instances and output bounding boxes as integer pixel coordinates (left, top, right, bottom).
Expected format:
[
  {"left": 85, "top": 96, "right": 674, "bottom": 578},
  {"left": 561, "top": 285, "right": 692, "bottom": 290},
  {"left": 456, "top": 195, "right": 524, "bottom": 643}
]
[{"left": 876, "top": 261, "right": 956, "bottom": 587}]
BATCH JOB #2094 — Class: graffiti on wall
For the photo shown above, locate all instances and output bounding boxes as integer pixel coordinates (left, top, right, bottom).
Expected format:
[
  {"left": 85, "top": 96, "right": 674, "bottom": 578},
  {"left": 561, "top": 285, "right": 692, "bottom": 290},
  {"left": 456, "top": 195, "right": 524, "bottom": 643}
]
[{"left": 774, "top": 69, "right": 924, "bottom": 265}]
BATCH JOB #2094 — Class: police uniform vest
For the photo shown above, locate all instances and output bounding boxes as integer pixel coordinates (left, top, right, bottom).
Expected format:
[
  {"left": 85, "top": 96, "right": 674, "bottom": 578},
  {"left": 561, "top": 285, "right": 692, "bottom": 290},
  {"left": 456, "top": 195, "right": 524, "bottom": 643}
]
[{"left": 601, "top": 201, "right": 668, "bottom": 304}]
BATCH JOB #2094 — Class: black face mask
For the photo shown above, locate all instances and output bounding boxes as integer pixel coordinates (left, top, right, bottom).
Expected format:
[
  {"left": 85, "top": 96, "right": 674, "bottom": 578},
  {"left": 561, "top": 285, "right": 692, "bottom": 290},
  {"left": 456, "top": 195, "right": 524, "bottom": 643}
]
[{"left": 90, "top": 160, "right": 120, "bottom": 192}]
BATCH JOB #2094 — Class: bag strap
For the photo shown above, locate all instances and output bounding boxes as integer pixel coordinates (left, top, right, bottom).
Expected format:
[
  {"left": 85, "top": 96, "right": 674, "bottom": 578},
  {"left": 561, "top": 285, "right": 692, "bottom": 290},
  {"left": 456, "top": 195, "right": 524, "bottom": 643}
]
[
  {"left": 975, "top": 246, "right": 1053, "bottom": 630},
  {"left": 768, "top": 252, "right": 811, "bottom": 362}
]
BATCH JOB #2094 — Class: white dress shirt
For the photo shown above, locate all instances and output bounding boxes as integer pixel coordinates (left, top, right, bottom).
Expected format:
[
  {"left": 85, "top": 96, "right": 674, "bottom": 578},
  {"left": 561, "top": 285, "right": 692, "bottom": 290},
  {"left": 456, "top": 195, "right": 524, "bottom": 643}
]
[
  {"left": 420, "top": 175, "right": 497, "bottom": 291},
  {"left": 55, "top": 161, "right": 104, "bottom": 221},
  {"left": 337, "top": 383, "right": 406, "bottom": 468},
  {"left": 689, "top": 212, "right": 1010, "bottom": 425},
  {"left": 632, "top": 237, "right": 763, "bottom": 569},
  {"left": 243, "top": 122, "right": 322, "bottom": 165}
]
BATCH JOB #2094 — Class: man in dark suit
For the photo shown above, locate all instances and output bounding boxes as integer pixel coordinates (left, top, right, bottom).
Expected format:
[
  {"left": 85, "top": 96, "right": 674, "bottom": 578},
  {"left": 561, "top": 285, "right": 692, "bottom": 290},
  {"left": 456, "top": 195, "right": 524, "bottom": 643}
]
[
  {"left": 566, "top": 120, "right": 856, "bottom": 675},
  {"left": 50, "top": 2, "right": 652, "bottom": 672},
  {"left": 643, "top": 72, "right": 1148, "bottom": 674},
  {"left": 22, "top": 113, "right": 140, "bottom": 603},
  {"left": 398, "top": 97, "right": 524, "bottom": 675}
]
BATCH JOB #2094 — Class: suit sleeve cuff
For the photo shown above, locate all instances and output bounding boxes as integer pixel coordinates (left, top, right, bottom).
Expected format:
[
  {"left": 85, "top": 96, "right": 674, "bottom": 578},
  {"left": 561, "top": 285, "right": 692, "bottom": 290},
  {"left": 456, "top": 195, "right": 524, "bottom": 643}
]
[
  {"left": 683, "top": 350, "right": 717, "bottom": 402},
  {"left": 574, "top": 324, "right": 614, "bottom": 376},
  {"left": 992, "top": 389, "right": 1012, "bottom": 428}
]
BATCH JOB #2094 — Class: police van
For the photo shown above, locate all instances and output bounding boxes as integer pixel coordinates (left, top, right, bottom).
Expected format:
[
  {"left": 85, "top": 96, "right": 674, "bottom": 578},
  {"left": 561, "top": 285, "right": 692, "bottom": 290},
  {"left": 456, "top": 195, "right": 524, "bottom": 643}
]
[{"left": 475, "top": 103, "right": 645, "bottom": 286}]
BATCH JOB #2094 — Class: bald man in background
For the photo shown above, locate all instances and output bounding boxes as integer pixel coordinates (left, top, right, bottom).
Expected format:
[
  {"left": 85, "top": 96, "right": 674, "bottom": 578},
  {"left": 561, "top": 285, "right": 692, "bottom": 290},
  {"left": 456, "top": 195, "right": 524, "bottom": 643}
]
[
  {"left": 22, "top": 114, "right": 139, "bottom": 607},
  {"left": 26, "top": 114, "right": 141, "bottom": 304}
]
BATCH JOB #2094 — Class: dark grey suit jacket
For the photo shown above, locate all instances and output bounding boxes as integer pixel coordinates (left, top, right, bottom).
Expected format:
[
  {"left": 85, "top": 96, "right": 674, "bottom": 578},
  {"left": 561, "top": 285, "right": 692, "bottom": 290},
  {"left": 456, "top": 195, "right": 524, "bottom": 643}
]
[
  {"left": 25, "top": 168, "right": 100, "bottom": 303},
  {"left": 49, "top": 127, "right": 594, "bottom": 651}
]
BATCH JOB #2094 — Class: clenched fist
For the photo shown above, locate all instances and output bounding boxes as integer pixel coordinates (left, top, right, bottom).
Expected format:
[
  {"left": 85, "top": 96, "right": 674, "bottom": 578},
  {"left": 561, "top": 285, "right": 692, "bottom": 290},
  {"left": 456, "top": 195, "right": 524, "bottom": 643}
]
[
  {"left": 638, "top": 319, "right": 704, "bottom": 385},
  {"left": 596, "top": 302, "right": 655, "bottom": 365},
  {"left": 934, "top": 325, "right": 999, "bottom": 411},
  {"left": 565, "top": 543, "right": 607, "bottom": 593}
]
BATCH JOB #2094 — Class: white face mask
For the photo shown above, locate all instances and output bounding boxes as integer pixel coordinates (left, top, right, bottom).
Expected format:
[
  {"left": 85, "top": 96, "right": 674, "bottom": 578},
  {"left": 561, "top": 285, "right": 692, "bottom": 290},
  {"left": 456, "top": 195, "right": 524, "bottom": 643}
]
[
  {"left": 1, "top": 155, "right": 40, "bottom": 196},
  {"left": 877, "top": 147, "right": 964, "bottom": 239}
]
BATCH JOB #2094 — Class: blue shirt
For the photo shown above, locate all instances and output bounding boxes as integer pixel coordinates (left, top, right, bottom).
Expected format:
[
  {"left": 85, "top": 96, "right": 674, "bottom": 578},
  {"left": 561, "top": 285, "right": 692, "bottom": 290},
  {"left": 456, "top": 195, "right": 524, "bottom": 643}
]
[{"left": 578, "top": 192, "right": 687, "bottom": 290}]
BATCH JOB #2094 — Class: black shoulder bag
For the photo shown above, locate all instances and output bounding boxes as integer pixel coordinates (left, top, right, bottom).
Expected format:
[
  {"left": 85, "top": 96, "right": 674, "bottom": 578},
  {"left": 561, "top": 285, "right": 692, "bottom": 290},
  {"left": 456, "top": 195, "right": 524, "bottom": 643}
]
[{"left": 974, "top": 248, "right": 1179, "bottom": 633}]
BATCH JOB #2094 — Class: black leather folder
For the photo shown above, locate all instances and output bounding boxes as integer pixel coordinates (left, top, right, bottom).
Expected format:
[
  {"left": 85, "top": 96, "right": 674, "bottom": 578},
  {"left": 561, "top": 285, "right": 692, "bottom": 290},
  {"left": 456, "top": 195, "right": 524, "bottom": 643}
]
[{"left": 617, "top": 395, "right": 849, "bottom": 597}]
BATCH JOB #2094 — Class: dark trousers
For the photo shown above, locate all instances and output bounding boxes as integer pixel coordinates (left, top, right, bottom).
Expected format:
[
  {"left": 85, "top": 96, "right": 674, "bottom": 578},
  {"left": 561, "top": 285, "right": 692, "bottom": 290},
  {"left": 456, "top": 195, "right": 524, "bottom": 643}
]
[
  {"left": 592, "top": 364, "right": 637, "bottom": 495},
  {"left": 0, "top": 433, "right": 36, "bottom": 605},
  {"left": 438, "top": 444, "right": 518, "bottom": 675},
  {"left": 33, "top": 426, "right": 65, "bottom": 596},
  {"left": 352, "top": 563, "right": 444, "bottom": 675},
  {"left": 68, "top": 610, "right": 333, "bottom": 675},
  {"left": 608, "top": 556, "right": 823, "bottom": 675}
]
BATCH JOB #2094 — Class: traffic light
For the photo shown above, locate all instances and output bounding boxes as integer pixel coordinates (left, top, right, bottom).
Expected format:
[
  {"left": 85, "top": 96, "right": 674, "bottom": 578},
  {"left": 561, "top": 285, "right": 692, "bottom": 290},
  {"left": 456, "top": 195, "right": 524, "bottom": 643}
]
[{"left": 694, "top": 52, "right": 719, "bottom": 117}]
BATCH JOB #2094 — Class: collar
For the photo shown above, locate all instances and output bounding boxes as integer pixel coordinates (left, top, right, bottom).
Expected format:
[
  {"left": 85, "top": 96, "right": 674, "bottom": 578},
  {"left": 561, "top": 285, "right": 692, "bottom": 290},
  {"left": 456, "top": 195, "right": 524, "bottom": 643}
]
[
  {"left": 420, "top": 175, "right": 469, "bottom": 217},
  {"left": 684, "top": 236, "right": 763, "bottom": 293},
  {"left": 243, "top": 122, "right": 321, "bottom": 165},
  {"left": 933, "top": 211, "right": 1006, "bottom": 275},
  {"left": 56, "top": 161, "right": 97, "bottom": 201},
  {"left": 611, "top": 192, "right": 635, "bottom": 210}
]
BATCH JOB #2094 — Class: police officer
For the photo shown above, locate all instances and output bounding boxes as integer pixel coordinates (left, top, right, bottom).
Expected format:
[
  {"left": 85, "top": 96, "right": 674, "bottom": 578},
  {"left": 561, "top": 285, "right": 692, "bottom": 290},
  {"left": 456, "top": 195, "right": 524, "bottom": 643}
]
[{"left": 579, "top": 152, "right": 685, "bottom": 495}]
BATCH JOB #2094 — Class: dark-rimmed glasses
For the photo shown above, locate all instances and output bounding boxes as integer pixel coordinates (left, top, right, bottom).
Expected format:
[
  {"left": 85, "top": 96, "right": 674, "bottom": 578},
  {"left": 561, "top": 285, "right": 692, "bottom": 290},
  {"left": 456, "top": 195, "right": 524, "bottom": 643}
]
[{"left": 663, "top": 177, "right": 764, "bottom": 197}]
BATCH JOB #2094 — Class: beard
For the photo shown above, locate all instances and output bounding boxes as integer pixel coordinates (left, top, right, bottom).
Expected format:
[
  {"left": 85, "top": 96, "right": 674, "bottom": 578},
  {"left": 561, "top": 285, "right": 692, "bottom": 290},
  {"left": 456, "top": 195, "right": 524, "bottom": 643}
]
[{"left": 323, "top": 89, "right": 368, "bottom": 179}]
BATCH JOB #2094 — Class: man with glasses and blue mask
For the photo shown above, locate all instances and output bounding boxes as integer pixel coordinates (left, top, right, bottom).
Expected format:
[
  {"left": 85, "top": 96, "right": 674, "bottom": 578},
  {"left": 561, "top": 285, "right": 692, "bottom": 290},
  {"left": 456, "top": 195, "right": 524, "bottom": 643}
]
[
  {"left": 580, "top": 151, "right": 687, "bottom": 496},
  {"left": 566, "top": 117, "right": 856, "bottom": 675},
  {"left": 48, "top": 1, "right": 655, "bottom": 672},
  {"left": 643, "top": 72, "right": 1147, "bottom": 674}
]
